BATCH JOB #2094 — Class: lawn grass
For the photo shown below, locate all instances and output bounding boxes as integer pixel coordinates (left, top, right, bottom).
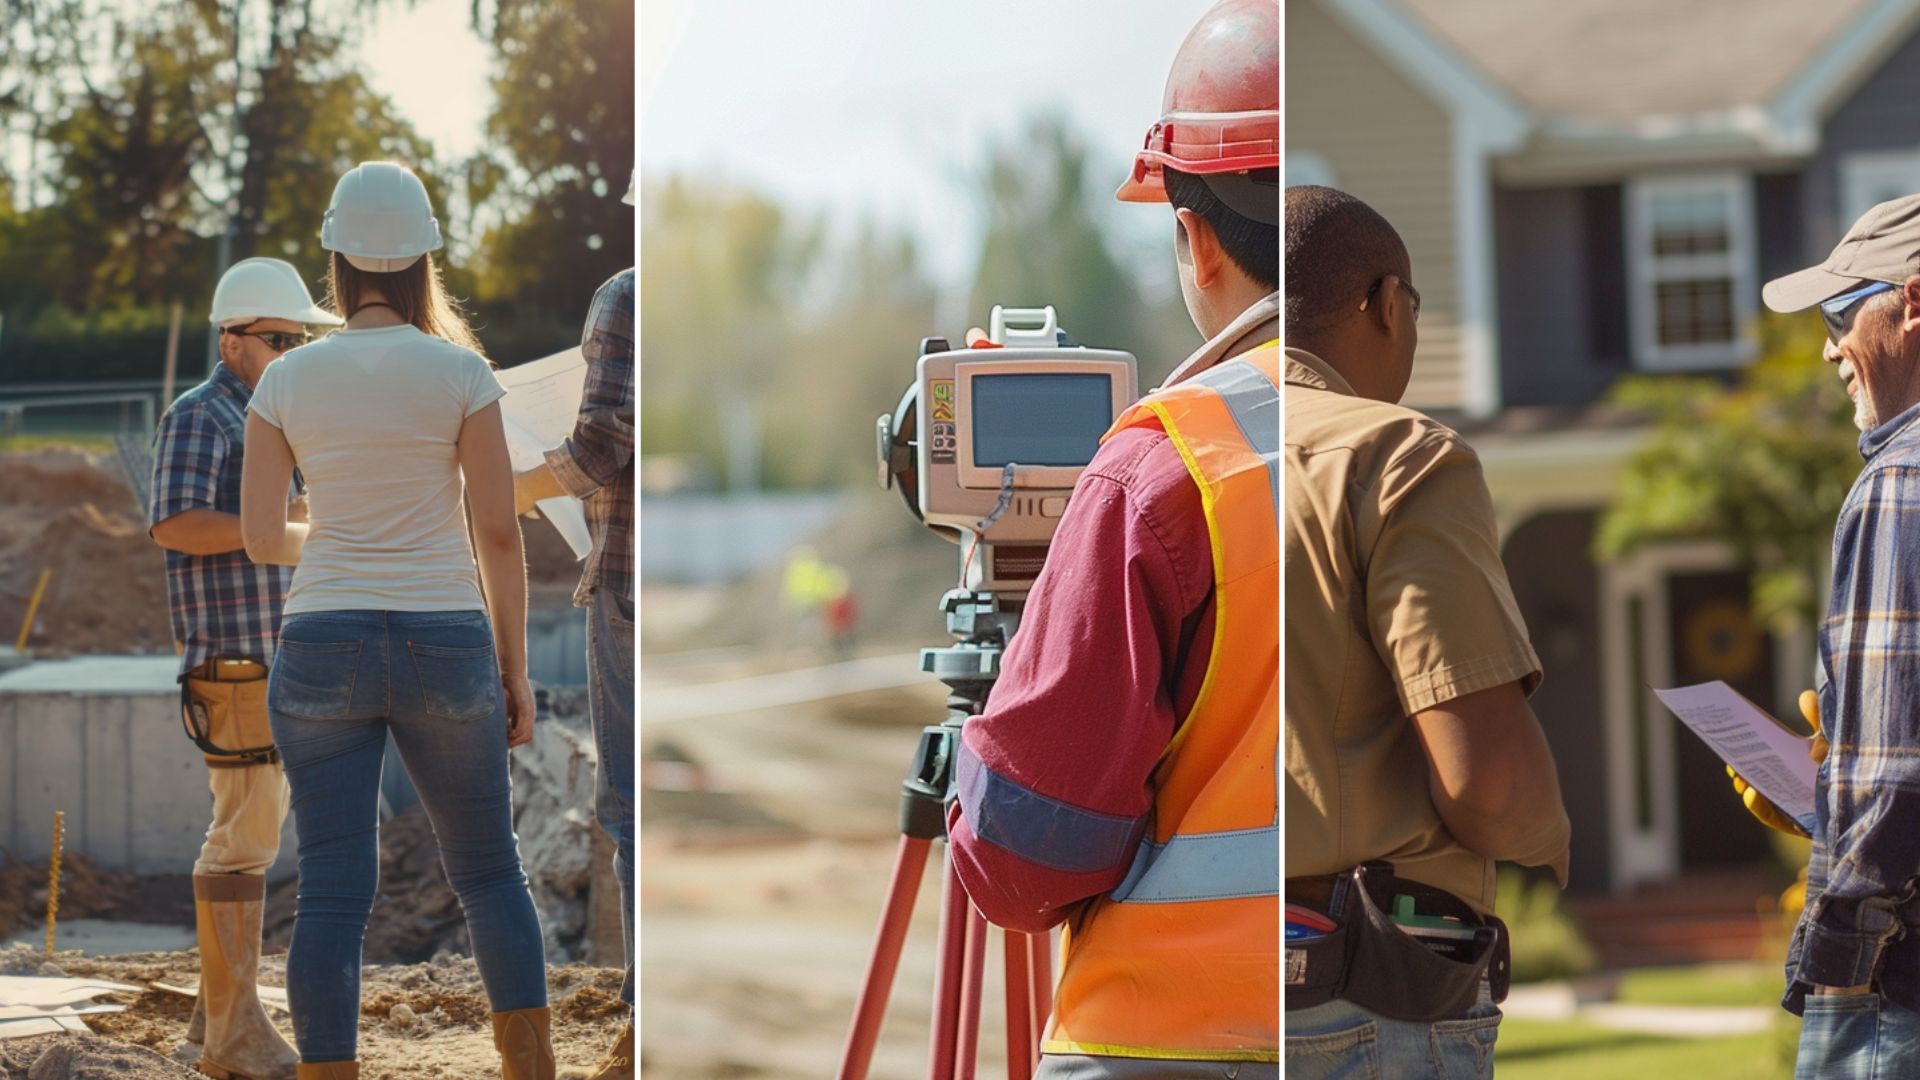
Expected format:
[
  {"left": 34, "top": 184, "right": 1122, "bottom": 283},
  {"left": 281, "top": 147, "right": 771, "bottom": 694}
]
[
  {"left": 1612, "top": 962, "right": 1786, "bottom": 1008},
  {"left": 1494, "top": 1016, "right": 1796, "bottom": 1080}
]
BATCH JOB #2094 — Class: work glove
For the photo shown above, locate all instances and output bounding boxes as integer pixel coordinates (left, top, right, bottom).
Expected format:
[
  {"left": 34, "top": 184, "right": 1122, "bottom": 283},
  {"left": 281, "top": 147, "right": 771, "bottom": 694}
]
[{"left": 1728, "top": 689, "right": 1829, "bottom": 839}]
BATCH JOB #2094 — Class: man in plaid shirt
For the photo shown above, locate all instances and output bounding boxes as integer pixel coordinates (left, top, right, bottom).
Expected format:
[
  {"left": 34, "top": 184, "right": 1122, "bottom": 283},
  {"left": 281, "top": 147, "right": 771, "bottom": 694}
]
[
  {"left": 149, "top": 256, "right": 341, "bottom": 1079},
  {"left": 515, "top": 178, "right": 634, "bottom": 1080},
  {"left": 1753, "top": 193, "right": 1920, "bottom": 1075}
]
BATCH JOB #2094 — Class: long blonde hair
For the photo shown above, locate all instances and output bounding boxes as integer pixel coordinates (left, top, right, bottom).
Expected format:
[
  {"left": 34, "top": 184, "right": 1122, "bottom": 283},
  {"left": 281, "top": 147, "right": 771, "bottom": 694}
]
[{"left": 324, "top": 251, "right": 488, "bottom": 359}]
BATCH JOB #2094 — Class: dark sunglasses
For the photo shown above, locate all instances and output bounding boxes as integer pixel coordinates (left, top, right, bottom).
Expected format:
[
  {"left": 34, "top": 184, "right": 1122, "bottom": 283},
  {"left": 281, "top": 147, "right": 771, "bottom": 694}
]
[
  {"left": 1361, "top": 276, "right": 1421, "bottom": 322},
  {"left": 1820, "top": 281, "right": 1899, "bottom": 344},
  {"left": 225, "top": 327, "right": 311, "bottom": 353}
]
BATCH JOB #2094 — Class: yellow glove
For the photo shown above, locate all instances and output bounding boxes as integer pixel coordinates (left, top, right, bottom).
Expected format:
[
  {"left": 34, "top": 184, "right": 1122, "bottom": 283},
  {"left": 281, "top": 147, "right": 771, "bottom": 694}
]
[{"left": 1728, "top": 689, "right": 1827, "bottom": 839}]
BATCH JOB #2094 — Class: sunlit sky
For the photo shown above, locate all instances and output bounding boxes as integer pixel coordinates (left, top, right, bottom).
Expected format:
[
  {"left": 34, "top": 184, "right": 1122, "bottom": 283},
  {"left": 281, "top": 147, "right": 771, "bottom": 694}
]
[
  {"left": 640, "top": 0, "right": 1217, "bottom": 297},
  {"left": 358, "top": 0, "right": 494, "bottom": 162}
]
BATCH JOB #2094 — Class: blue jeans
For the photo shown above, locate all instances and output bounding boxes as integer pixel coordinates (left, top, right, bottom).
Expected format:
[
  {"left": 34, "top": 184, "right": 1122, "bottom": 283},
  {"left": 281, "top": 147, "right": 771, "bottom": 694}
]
[
  {"left": 588, "top": 588, "right": 635, "bottom": 1005},
  {"left": 269, "top": 610, "right": 547, "bottom": 1063},
  {"left": 1797, "top": 993, "right": 1920, "bottom": 1079},
  {"left": 1284, "top": 994, "right": 1500, "bottom": 1080}
]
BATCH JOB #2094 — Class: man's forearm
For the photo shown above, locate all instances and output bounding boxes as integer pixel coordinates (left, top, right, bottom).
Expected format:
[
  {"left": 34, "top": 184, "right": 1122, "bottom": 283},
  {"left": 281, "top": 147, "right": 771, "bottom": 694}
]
[
  {"left": 514, "top": 463, "right": 569, "bottom": 517},
  {"left": 150, "top": 508, "right": 246, "bottom": 555}
]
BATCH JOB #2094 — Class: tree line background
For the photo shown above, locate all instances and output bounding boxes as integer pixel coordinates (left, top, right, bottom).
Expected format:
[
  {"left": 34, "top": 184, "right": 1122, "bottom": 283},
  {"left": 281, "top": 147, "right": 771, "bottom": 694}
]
[
  {"left": 0, "top": 0, "right": 634, "bottom": 381},
  {"left": 640, "top": 115, "right": 1204, "bottom": 492},
  {"left": 2, "top": 0, "right": 1205, "bottom": 492}
]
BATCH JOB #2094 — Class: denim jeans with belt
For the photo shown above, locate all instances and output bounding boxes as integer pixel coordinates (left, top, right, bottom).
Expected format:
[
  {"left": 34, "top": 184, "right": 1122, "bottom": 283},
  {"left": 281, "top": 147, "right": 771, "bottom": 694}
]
[
  {"left": 268, "top": 609, "right": 547, "bottom": 1063},
  {"left": 587, "top": 588, "right": 634, "bottom": 1005}
]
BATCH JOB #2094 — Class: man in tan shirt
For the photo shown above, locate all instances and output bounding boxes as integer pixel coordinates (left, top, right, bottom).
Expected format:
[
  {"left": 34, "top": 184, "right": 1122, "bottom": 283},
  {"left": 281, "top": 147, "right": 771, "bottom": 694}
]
[{"left": 1284, "top": 186, "right": 1570, "bottom": 1079}]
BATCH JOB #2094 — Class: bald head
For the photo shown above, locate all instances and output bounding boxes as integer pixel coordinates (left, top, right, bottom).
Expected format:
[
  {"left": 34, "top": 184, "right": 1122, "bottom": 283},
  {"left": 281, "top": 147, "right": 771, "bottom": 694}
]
[{"left": 1285, "top": 186, "right": 1409, "bottom": 343}]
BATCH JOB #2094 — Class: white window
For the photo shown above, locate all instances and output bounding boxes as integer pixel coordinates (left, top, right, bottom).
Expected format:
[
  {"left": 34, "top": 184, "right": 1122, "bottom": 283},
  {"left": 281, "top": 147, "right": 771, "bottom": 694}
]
[
  {"left": 1841, "top": 149, "right": 1920, "bottom": 231},
  {"left": 1626, "top": 175, "right": 1757, "bottom": 371}
]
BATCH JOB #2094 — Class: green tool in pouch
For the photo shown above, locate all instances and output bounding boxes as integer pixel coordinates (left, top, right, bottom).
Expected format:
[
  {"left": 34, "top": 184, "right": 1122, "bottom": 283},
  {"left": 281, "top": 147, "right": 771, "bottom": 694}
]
[{"left": 1284, "top": 861, "right": 1510, "bottom": 1022}]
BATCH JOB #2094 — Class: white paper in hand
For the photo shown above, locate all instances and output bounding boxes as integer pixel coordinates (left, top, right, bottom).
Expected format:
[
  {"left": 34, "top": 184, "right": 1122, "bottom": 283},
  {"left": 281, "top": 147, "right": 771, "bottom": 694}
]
[
  {"left": 497, "top": 347, "right": 591, "bottom": 560},
  {"left": 1653, "top": 681, "right": 1818, "bottom": 833}
]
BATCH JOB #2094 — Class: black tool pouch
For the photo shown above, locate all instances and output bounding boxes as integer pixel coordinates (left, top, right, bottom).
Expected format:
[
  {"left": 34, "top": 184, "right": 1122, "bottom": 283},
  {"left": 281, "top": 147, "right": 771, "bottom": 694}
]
[{"left": 1285, "top": 861, "right": 1510, "bottom": 1023}]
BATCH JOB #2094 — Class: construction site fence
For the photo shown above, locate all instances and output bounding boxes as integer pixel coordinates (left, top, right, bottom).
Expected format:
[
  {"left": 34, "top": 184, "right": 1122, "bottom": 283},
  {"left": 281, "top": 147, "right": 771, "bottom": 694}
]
[{"left": 0, "top": 380, "right": 178, "bottom": 445}]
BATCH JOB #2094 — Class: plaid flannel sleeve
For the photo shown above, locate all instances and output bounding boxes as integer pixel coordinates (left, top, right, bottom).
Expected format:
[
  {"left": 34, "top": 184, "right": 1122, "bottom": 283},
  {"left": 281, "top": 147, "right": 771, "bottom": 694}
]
[
  {"left": 149, "top": 402, "right": 227, "bottom": 529},
  {"left": 546, "top": 270, "right": 634, "bottom": 498},
  {"left": 1799, "top": 463, "right": 1920, "bottom": 990}
]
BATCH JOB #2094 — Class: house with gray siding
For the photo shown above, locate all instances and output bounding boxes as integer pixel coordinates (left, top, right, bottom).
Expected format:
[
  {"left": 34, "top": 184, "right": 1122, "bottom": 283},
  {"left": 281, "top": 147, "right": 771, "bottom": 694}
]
[{"left": 1290, "top": 0, "right": 1920, "bottom": 932}]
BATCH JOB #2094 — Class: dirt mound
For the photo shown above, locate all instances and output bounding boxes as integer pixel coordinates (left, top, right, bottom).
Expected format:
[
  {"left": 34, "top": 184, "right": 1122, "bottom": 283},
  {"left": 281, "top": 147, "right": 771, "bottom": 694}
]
[
  {"left": 0, "top": 853, "right": 158, "bottom": 943},
  {"left": 0, "top": 945, "right": 626, "bottom": 1078},
  {"left": 0, "top": 444, "right": 585, "bottom": 658},
  {"left": 0, "top": 1033, "right": 197, "bottom": 1079},
  {"left": 0, "top": 448, "right": 172, "bottom": 657}
]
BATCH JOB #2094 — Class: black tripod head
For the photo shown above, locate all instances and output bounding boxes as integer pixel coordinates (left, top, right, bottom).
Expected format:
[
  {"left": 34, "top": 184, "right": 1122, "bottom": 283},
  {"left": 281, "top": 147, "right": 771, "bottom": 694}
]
[{"left": 898, "top": 587, "right": 1024, "bottom": 841}]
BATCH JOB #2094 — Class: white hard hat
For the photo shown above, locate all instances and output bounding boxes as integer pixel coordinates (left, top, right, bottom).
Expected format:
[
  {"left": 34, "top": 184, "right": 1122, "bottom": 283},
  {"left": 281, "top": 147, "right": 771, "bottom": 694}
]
[
  {"left": 320, "top": 162, "right": 444, "bottom": 272},
  {"left": 208, "top": 257, "right": 343, "bottom": 328}
]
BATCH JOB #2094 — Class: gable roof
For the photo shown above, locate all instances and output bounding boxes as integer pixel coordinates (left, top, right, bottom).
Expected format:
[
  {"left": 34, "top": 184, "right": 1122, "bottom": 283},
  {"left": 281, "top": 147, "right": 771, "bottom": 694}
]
[
  {"left": 1322, "top": 0, "right": 1920, "bottom": 169},
  {"left": 1395, "top": 0, "right": 1879, "bottom": 127}
]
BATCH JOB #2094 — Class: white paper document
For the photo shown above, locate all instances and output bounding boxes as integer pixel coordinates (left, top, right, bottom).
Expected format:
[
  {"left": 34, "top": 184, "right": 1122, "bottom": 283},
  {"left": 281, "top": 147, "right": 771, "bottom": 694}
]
[
  {"left": 1652, "top": 681, "right": 1818, "bottom": 832},
  {"left": 496, "top": 347, "right": 592, "bottom": 560}
]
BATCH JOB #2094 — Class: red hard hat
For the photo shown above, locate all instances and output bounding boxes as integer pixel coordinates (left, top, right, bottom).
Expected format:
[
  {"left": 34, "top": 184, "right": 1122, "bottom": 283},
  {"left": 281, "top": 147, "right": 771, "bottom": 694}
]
[{"left": 1117, "top": 0, "right": 1279, "bottom": 206}]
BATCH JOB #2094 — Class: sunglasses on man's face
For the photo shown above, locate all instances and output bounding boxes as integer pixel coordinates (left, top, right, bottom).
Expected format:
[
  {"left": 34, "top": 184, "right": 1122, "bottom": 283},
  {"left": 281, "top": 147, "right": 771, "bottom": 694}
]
[
  {"left": 1821, "top": 281, "right": 1899, "bottom": 344},
  {"left": 227, "top": 328, "right": 311, "bottom": 353}
]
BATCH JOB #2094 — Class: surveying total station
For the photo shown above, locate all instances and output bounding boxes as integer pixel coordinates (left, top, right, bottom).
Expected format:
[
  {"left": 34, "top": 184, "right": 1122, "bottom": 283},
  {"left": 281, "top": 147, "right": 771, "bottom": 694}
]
[{"left": 841, "top": 307, "right": 1137, "bottom": 1080}]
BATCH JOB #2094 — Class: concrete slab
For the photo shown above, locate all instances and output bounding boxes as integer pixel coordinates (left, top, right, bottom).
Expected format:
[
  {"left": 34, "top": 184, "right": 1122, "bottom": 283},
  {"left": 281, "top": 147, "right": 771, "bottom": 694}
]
[
  {"left": 0, "top": 656, "right": 179, "bottom": 696},
  {"left": 3, "top": 919, "right": 197, "bottom": 956}
]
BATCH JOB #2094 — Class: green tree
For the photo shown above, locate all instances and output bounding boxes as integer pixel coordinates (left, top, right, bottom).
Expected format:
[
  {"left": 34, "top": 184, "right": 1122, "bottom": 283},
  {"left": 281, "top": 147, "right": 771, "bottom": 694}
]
[
  {"left": 469, "top": 0, "right": 634, "bottom": 331},
  {"left": 1596, "top": 313, "right": 1862, "bottom": 633},
  {"left": 639, "top": 177, "right": 821, "bottom": 490},
  {"left": 970, "top": 113, "right": 1144, "bottom": 356}
]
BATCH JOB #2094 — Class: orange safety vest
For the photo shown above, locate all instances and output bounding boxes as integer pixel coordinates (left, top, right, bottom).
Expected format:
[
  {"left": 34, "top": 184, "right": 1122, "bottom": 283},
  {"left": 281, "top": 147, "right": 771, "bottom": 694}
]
[{"left": 1044, "top": 344, "right": 1279, "bottom": 1062}]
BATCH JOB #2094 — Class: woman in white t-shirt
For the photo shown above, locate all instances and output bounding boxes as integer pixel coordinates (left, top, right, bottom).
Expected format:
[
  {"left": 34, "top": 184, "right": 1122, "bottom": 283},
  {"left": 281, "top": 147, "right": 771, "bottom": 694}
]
[{"left": 239, "top": 163, "right": 552, "bottom": 1079}]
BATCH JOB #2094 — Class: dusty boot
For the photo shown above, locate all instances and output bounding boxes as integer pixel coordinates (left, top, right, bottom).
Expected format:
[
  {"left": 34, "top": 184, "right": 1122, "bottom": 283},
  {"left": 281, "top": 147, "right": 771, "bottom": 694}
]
[
  {"left": 195, "top": 874, "right": 299, "bottom": 1080},
  {"left": 173, "top": 989, "right": 206, "bottom": 1065},
  {"left": 294, "top": 1065, "right": 357, "bottom": 1079},
  {"left": 492, "top": 1006, "right": 557, "bottom": 1080},
  {"left": 583, "top": 1021, "right": 633, "bottom": 1080}
]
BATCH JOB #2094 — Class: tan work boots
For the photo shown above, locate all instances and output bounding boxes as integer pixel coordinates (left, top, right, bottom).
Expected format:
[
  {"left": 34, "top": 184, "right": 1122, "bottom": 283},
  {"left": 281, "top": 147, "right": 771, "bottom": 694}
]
[
  {"left": 492, "top": 1006, "right": 558, "bottom": 1080},
  {"left": 194, "top": 873, "right": 299, "bottom": 1080},
  {"left": 584, "top": 1021, "right": 634, "bottom": 1080}
]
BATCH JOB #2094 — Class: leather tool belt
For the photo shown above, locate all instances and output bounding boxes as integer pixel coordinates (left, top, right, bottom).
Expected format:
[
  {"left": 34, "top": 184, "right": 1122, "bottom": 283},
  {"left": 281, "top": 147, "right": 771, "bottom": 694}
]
[
  {"left": 180, "top": 655, "right": 279, "bottom": 768},
  {"left": 1285, "top": 860, "right": 1510, "bottom": 1022}
]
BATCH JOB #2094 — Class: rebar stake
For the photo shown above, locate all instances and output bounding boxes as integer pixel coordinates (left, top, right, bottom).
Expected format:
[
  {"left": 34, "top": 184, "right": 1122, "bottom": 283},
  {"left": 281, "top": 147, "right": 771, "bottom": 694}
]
[{"left": 45, "top": 811, "right": 62, "bottom": 955}]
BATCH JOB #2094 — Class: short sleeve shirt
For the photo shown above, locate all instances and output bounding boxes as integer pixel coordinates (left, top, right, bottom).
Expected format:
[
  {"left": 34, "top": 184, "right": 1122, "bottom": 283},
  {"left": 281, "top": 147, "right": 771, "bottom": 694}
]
[
  {"left": 1283, "top": 348, "right": 1540, "bottom": 913},
  {"left": 250, "top": 325, "right": 506, "bottom": 614}
]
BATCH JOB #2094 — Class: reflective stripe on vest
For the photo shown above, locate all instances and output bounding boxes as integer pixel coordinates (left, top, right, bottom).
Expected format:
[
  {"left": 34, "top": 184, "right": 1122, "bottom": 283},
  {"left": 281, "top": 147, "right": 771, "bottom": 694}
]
[{"left": 1045, "top": 345, "right": 1280, "bottom": 1062}]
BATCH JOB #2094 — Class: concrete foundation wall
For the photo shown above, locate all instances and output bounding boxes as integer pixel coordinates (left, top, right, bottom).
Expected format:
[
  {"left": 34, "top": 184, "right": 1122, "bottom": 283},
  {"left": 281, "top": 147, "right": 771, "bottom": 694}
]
[{"left": 0, "top": 657, "right": 297, "bottom": 880}]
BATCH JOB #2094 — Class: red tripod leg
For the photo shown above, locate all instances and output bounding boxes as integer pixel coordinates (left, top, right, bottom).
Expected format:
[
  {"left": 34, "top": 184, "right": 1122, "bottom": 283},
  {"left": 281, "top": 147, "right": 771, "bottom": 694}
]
[
  {"left": 1030, "top": 929, "right": 1054, "bottom": 1064},
  {"left": 835, "top": 836, "right": 933, "bottom": 1080},
  {"left": 928, "top": 855, "right": 971, "bottom": 1080},
  {"left": 1003, "top": 931, "right": 1034, "bottom": 1080},
  {"left": 954, "top": 899, "right": 990, "bottom": 1080}
]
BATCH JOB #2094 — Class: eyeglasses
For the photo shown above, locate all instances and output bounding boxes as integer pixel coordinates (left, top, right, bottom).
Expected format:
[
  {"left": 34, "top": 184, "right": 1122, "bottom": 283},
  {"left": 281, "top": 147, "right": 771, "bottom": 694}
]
[
  {"left": 1361, "top": 276, "right": 1421, "bottom": 322},
  {"left": 225, "top": 328, "right": 311, "bottom": 353},
  {"left": 1820, "top": 281, "right": 1899, "bottom": 344}
]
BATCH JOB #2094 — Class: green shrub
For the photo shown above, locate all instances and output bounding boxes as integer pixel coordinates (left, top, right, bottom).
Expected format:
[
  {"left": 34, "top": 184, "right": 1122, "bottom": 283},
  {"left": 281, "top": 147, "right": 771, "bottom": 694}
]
[{"left": 1498, "top": 866, "right": 1600, "bottom": 983}]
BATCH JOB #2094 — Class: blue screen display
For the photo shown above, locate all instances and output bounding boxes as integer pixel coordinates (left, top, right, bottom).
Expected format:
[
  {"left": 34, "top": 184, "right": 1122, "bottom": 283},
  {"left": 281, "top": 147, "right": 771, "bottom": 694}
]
[{"left": 971, "top": 373, "right": 1113, "bottom": 468}]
